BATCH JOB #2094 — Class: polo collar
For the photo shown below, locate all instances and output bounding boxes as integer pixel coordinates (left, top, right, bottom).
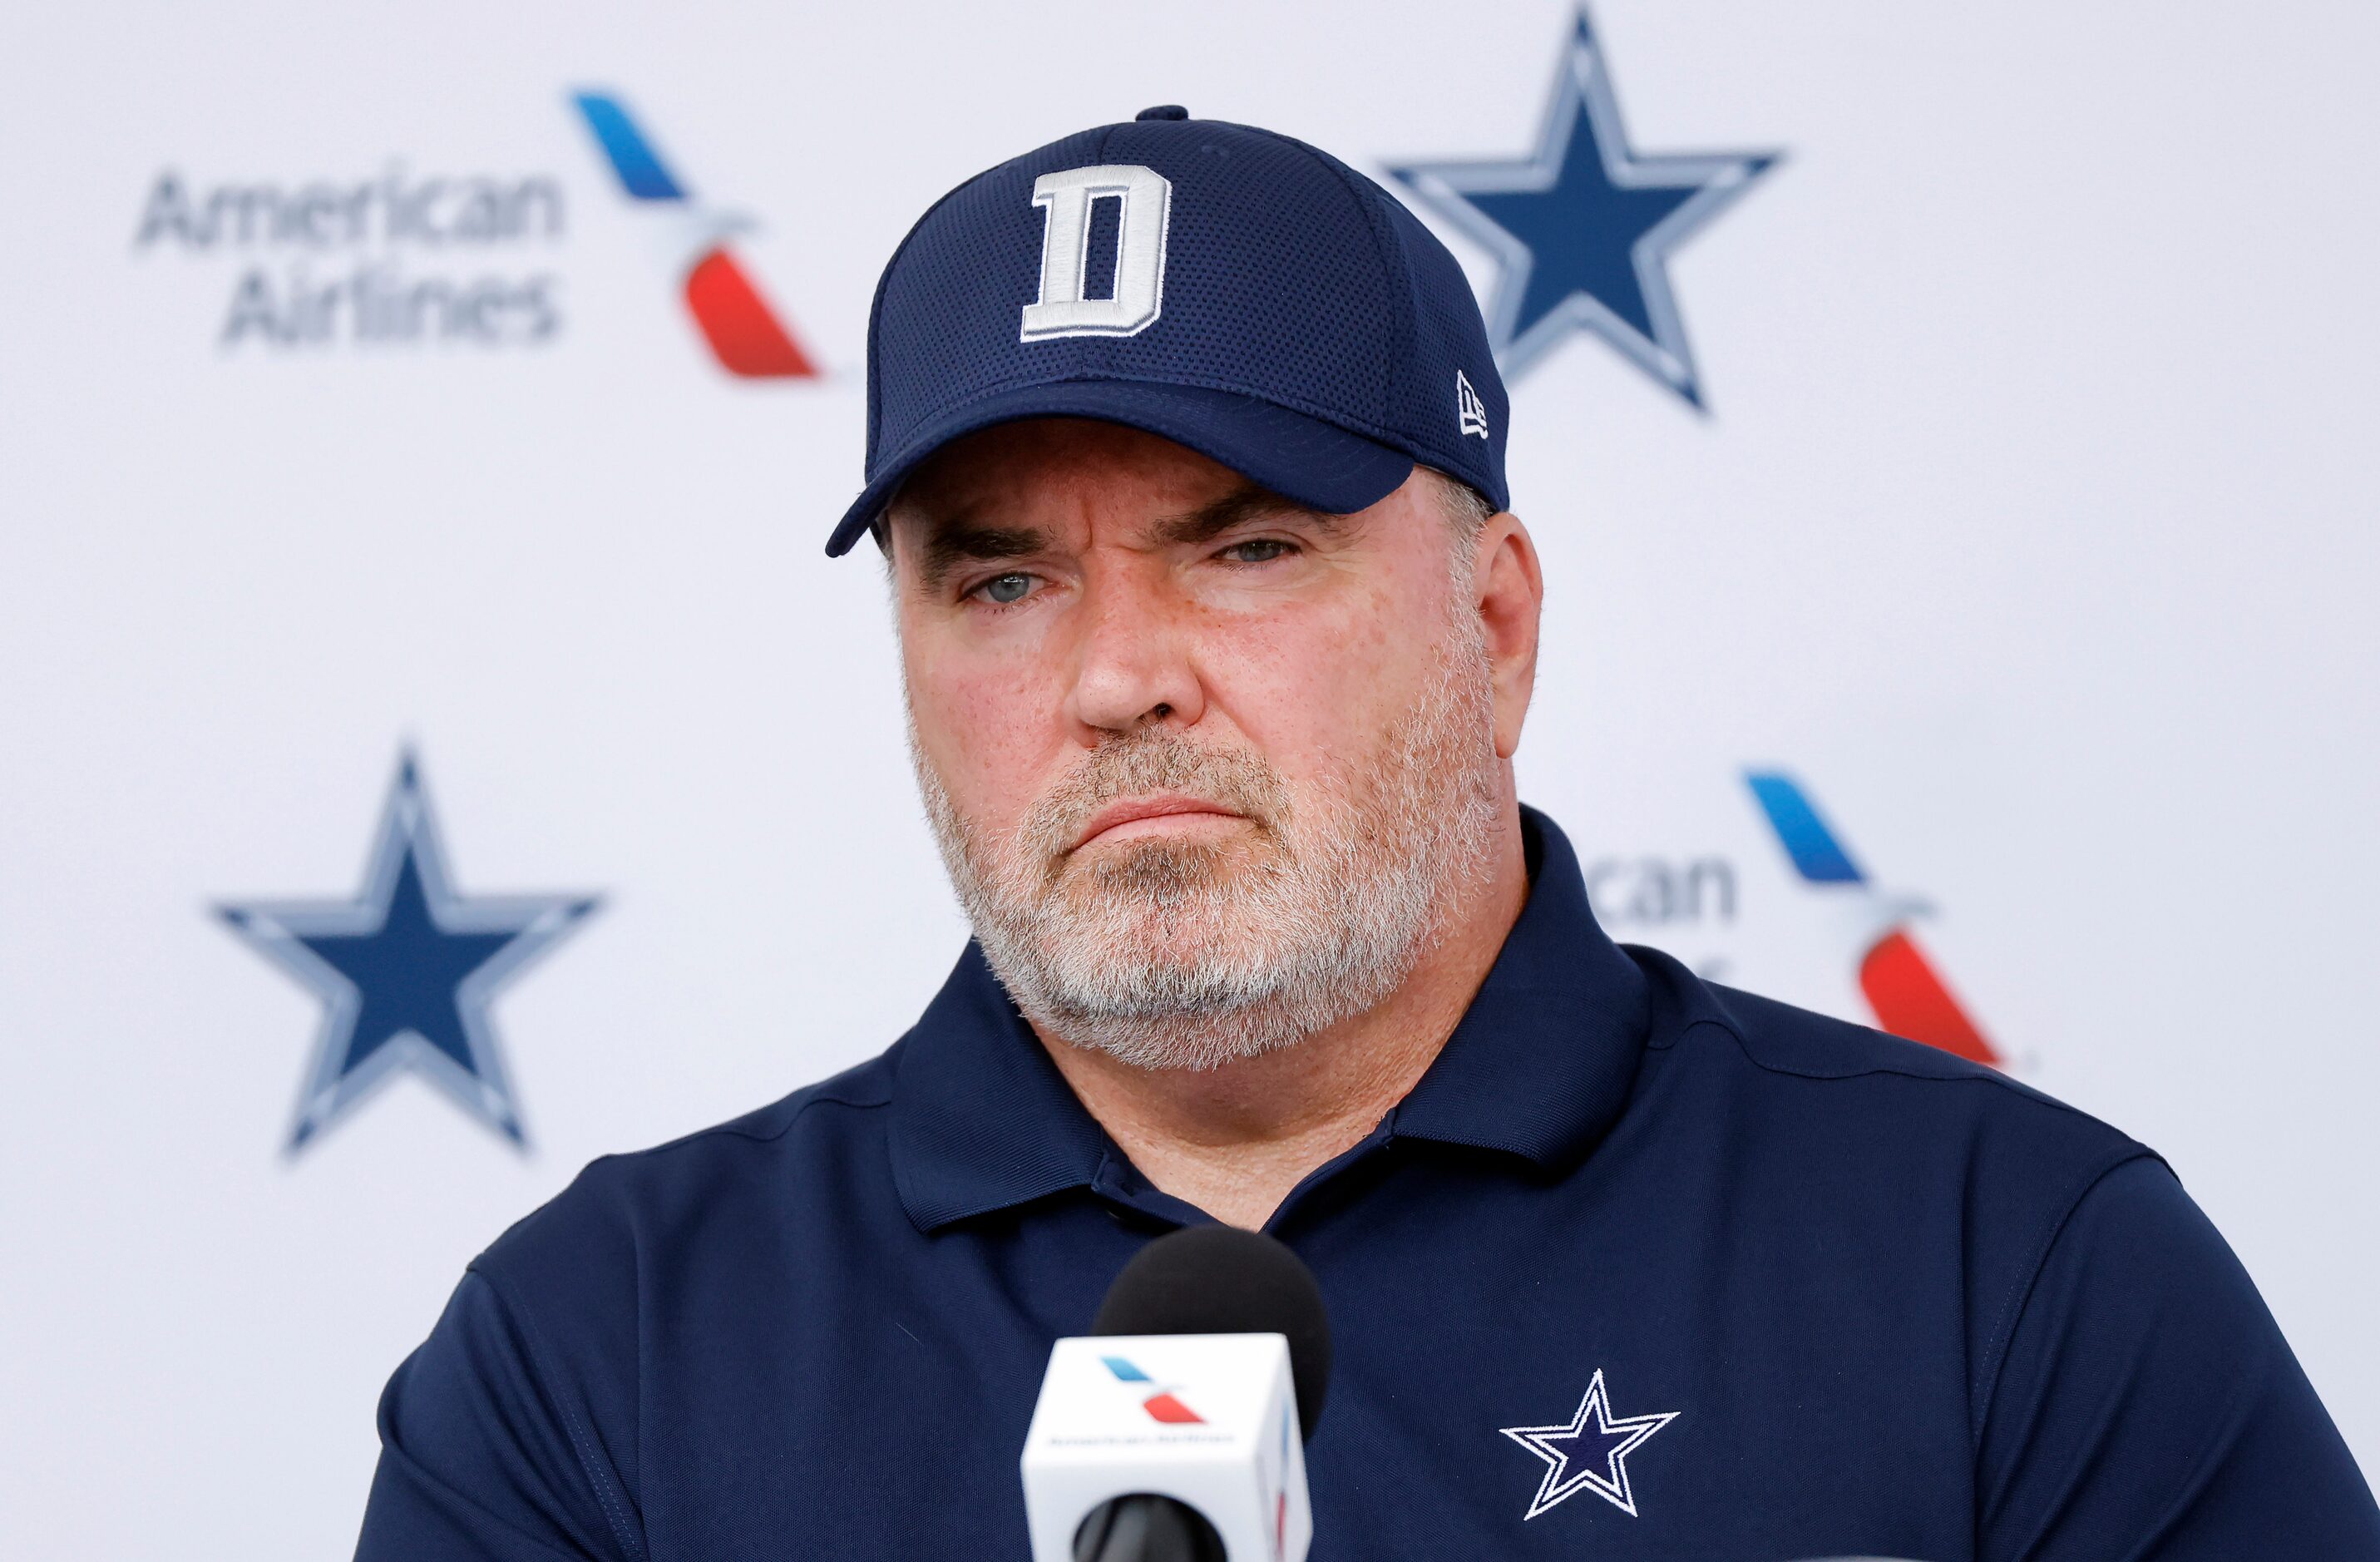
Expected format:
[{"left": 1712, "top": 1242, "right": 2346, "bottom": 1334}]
[
  {"left": 888, "top": 942, "right": 1108, "bottom": 1233},
  {"left": 886, "top": 806, "right": 1651, "bottom": 1233},
  {"left": 1386, "top": 807, "right": 1650, "bottom": 1167}
]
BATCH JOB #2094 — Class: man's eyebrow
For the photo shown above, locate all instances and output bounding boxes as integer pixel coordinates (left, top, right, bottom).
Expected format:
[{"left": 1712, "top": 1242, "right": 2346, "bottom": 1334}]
[
  {"left": 910, "top": 521, "right": 1051, "bottom": 591},
  {"left": 900, "top": 483, "right": 1329, "bottom": 589},
  {"left": 1147, "top": 484, "right": 1335, "bottom": 550}
]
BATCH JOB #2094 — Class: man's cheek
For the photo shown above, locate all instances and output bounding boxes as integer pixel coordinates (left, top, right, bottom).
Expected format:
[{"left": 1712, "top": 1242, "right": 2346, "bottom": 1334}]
[
  {"left": 931, "top": 685, "right": 1054, "bottom": 823},
  {"left": 1211, "top": 634, "right": 1385, "bottom": 760}
]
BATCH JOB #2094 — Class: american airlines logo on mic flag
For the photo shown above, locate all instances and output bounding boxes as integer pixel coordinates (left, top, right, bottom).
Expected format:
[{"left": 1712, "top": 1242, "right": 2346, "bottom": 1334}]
[
  {"left": 571, "top": 91, "right": 819, "bottom": 378},
  {"left": 1746, "top": 772, "right": 2004, "bottom": 1067},
  {"left": 1101, "top": 1355, "right": 1206, "bottom": 1425}
]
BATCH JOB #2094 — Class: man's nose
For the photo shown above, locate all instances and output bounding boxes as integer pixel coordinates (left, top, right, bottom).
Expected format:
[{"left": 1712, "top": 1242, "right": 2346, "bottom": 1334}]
[{"left": 1064, "top": 568, "right": 1206, "bottom": 739}]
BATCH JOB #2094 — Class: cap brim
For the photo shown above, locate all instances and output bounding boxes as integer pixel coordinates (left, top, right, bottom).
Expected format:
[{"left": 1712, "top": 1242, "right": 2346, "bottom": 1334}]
[{"left": 824, "top": 380, "right": 1415, "bottom": 557}]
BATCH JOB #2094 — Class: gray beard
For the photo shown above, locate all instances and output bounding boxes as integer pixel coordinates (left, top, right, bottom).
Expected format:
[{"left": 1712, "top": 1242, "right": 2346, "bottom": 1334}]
[{"left": 911, "top": 625, "right": 1503, "bottom": 1073}]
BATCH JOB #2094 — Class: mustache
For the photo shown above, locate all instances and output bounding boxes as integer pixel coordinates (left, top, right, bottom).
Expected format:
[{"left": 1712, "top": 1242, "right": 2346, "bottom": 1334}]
[{"left": 1020, "top": 733, "right": 1291, "bottom": 868}]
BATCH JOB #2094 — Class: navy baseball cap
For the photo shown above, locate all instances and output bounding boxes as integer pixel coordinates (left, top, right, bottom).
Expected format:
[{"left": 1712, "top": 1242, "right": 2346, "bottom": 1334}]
[{"left": 826, "top": 105, "right": 1509, "bottom": 556}]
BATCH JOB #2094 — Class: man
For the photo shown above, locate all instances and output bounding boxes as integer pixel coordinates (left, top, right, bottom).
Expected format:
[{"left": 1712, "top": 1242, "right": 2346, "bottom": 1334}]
[{"left": 357, "top": 108, "right": 2379, "bottom": 1559}]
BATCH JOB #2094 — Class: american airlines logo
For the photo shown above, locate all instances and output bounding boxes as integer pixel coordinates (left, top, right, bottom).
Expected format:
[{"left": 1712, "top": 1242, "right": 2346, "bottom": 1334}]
[
  {"left": 132, "top": 163, "right": 567, "bottom": 349},
  {"left": 1745, "top": 771, "right": 2002, "bottom": 1067},
  {"left": 1100, "top": 1355, "right": 1205, "bottom": 1425},
  {"left": 1585, "top": 771, "right": 2009, "bottom": 1070},
  {"left": 570, "top": 91, "right": 818, "bottom": 378}
]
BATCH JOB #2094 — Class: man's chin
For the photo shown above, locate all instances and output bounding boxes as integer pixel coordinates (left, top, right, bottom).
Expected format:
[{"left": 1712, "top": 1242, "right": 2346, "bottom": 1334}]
[
  {"left": 1057, "top": 834, "right": 1280, "bottom": 899},
  {"left": 1035, "top": 923, "right": 1271, "bottom": 984},
  {"left": 1033, "top": 978, "right": 1315, "bottom": 1072}
]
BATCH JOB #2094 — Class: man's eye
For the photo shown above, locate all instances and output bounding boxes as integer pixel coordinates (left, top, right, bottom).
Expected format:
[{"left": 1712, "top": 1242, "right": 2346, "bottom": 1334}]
[
  {"left": 974, "top": 572, "right": 1035, "bottom": 605},
  {"left": 1221, "top": 539, "right": 1294, "bottom": 564}
]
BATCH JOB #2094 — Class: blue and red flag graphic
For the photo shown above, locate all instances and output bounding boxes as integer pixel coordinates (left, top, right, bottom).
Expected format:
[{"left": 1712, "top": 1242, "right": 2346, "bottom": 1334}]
[
  {"left": 1101, "top": 1355, "right": 1205, "bottom": 1425},
  {"left": 572, "top": 91, "right": 818, "bottom": 379},
  {"left": 1746, "top": 772, "right": 2002, "bottom": 1067}
]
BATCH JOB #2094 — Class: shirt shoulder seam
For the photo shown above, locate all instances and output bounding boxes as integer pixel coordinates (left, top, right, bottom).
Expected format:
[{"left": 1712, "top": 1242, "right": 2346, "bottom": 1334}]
[
  {"left": 594, "top": 1085, "right": 893, "bottom": 1166},
  {"left": 1676, "top": 1015, "right": 2169, "bottom": 1453},
  {"left": 1967, "top": 1144, "right": 2167, "bottom": 1451},
  {"left": 1684, "top": 1015, "right": 2100, "bottom": 1120},
  {"left": 459, "top": 1263, "right": 647, "bottom": 1562}
]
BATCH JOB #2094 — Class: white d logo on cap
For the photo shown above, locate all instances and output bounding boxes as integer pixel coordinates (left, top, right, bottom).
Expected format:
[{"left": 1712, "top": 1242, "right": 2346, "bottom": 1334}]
[{"left": 1020, "top": 164, "right": 1173, "bottom": 342}]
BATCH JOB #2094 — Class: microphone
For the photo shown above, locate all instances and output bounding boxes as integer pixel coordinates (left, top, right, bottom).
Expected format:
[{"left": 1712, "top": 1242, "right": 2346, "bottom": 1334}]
[{"left": 1021, "top": 1225, "right": 1333, "bottom": 1562}]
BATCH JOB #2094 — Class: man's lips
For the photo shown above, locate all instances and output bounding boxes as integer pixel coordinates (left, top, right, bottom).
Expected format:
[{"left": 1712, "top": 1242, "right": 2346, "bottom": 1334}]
[{"left": 1070, "top": 795, "right": 1249, "bottom": 851}]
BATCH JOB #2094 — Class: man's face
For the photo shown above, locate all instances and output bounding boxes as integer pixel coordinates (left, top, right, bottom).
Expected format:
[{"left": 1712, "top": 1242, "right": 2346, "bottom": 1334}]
[{"left": 889, "top": 419, "right": 1517, "bottom": 1070}]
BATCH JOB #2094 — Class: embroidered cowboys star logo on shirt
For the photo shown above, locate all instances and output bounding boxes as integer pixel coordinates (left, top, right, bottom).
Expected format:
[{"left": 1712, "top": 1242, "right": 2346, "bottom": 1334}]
[{"left": 1499, "top": 1369, "right": 1678, "bottom": 1519}]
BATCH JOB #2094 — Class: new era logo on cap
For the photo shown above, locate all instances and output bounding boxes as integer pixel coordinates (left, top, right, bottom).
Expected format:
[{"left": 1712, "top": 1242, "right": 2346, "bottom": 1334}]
[
  {"left": 827, "top": 106, "right": 1509, "bottom": 556},
  {"left": 1457, "top": 370, "right": 1491, "bottom": 440}
]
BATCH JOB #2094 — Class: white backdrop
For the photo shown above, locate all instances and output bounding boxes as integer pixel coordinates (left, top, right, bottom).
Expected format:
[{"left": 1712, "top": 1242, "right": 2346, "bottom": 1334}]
[{"left": 3, "top": 2, "right": 2375, "bottom": 1555}]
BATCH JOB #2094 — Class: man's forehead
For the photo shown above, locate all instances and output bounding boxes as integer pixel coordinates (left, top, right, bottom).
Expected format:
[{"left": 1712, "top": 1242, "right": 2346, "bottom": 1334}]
[
  {"left": 889, "top": 418, "right": 1248, "bottom": 523},
  {"left": 885, "top": 420, "right": 1330, "bottom": 570},
  {"left": 894, "top": 481, "right": 1327, "bottom": 591}
]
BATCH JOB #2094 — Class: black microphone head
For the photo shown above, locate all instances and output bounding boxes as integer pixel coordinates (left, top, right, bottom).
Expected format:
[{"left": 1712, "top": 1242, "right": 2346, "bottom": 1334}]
[{"left": 1091, "top": 1225, "right": 1332, "bottom": 1440}]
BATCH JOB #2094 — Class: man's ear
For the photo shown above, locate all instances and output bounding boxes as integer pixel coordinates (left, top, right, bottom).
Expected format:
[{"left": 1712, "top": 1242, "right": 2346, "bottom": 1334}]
[{"left": 1471, "top": 512, "right": 1543, "bottom": 761}]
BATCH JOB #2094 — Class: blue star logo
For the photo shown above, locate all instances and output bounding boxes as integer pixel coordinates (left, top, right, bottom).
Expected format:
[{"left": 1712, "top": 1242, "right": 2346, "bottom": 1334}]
[
  {"left": 1499, "top": 1368, "right": 1679, "bottom": 1520},
  {"left": 1388, "top": 9, "right": 1780, "bottom": 404},
  {"left": 216, "top": 754, "right": 598, "bottom": 1154}
]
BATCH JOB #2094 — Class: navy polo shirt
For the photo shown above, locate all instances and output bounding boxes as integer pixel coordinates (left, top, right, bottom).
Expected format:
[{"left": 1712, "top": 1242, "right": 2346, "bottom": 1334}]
[{"left": 357, "top": 810, "right": 2379, "bottom": 1560}]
